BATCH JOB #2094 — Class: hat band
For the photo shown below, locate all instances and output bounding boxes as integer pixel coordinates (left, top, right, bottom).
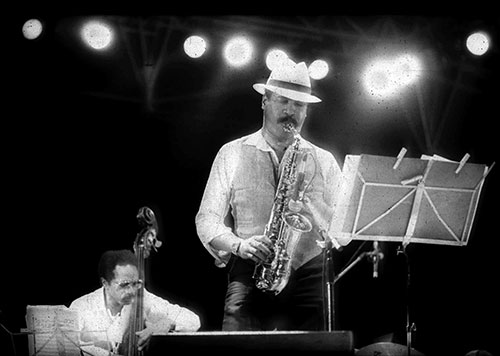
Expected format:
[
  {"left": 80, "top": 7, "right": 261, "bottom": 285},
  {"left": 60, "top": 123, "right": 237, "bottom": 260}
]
[{"left": 267, "top": 79, "right": 311, "bottom": 94}]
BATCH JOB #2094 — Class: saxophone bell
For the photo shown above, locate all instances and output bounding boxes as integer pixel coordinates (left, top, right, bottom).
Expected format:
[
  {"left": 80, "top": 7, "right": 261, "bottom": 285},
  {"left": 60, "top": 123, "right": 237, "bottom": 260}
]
[{"left": 283, "top": 211, "right": 312, "bottom": 233}]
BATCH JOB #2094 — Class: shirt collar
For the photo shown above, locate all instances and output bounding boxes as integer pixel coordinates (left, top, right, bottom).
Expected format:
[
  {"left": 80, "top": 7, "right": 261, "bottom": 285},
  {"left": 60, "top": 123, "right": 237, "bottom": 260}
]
[
  {"left": 242, "top": 129, "right": 271, "bottom": 151},
  {"left": 242, "top": 129, "right": 313, "bottom": 151},
  {"left": 101, "top": 286, "right": 122, "bottom": 318}
]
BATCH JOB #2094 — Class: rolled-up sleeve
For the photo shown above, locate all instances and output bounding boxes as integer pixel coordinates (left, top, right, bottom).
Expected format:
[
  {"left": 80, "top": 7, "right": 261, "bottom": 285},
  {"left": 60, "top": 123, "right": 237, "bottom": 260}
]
[
  {"left": 305, "top": 149, "right": 342, "bottom": 231},
  {"left": 144, "top": 289, "right": 201, "bottom": 332},
  {"left": 195, "top": 143, "right": 239, "bottom": 266},
  {"left": 323, "top": 151, "right": 343, "bottom": 220}
]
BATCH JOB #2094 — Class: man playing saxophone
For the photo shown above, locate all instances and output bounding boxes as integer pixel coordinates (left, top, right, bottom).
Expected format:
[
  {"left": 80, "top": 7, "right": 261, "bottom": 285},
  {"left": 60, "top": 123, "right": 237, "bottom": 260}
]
[{"left": 195, "top": 59, "right": 343, "bottom": 331}]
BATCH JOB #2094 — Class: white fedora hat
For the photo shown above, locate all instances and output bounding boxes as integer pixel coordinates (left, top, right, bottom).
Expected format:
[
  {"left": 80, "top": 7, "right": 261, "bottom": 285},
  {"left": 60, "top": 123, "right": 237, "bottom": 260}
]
[{"left": 253, "top": 60, "right": 321, "bottom": 103}]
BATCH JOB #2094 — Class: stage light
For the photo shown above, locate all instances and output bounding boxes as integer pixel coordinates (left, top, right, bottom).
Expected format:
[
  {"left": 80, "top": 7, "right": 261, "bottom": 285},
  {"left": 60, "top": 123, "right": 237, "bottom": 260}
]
[
  {"left": 22, "top": 18, "right": 43, "bottom": 40},
  {"left": 265, "top": 49, "right": 289, "bottom": 71},
  {"left": 80, "top": 20, "right": 114, "bottom": 51},
  {"left": 362, "top": 53, "right": 422, "bottom": 99},
  {"left": 362, "top": 58, "right": 397, "bottom": 98},
  {"left": 392, "top": 54, "right": 422, "bottom": 87},
  {"left": 466, "top": 31, "right": 490, "bottom": 56},
  {"left": 184, "top": 35, "right": 207, "bottom": 58},
  {"left": 223, "top": 35, "right": 254, "bottom": 67},
  {"left": 308, "top": 59, "right": 329, "bottom": 80}
]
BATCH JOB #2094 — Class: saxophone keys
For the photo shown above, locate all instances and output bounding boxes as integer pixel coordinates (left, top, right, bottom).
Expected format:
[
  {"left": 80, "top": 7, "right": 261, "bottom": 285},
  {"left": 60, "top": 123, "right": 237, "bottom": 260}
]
[{"left": 288, "top": 199, "right": 303, "bottom": 212}]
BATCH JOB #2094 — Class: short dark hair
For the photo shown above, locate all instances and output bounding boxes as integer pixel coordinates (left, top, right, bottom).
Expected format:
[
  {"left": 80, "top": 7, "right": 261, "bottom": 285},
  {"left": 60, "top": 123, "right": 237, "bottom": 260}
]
[{"left": 98, "top": 249, "right": 138, "bottom": 282}]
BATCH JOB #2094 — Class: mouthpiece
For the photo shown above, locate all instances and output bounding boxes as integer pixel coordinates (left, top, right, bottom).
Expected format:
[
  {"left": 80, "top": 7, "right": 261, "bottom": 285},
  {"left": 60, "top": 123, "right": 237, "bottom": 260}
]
[
  {"left": 283, "top": 123, "right": 300, "bottom": 140},
  {"left": 283, "top": 122, "right": 295, "bottom": 132}
]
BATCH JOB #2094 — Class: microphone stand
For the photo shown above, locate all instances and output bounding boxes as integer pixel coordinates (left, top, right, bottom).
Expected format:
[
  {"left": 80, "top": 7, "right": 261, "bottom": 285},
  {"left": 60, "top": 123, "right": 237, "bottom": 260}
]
[
  {"left": 333, "top": 251, "right": 368, "bottom": 284},
  {"left": 320, "top": 235, "right": 383, "bottom": 332},
  {"left": 334, "top": 241, "right": 382, "bottom": 284}
]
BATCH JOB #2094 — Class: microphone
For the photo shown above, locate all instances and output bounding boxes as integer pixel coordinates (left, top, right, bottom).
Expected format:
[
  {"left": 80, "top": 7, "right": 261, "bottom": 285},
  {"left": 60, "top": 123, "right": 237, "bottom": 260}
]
[{"left": 370, "top": 241, "right": 384, "bottom": 278}]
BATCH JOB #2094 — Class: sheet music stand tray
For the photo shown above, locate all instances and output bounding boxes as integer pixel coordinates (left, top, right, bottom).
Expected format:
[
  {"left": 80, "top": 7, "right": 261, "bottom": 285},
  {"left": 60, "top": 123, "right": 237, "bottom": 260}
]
[{"left": 328, "top": 152, "right": 492, "bottom": 355}]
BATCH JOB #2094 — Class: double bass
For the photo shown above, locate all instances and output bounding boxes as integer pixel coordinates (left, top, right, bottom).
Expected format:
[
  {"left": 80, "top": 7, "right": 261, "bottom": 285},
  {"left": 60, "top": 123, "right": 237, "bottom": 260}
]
[{"left": 120, "top": 206, "right": 162, "bottom": 356}]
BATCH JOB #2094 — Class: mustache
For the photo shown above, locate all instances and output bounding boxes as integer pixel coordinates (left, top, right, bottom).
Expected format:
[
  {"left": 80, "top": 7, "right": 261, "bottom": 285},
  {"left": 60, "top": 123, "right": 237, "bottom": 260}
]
[{"left": 278, "top": 116, "right": 297, "bottom": 126}]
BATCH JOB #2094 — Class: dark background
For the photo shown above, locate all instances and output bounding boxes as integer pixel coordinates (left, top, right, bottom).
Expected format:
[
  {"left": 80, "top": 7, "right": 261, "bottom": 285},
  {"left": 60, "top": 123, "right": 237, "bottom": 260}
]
[{"left": 2, "top": 13, "right": 499, "bottom": 356}]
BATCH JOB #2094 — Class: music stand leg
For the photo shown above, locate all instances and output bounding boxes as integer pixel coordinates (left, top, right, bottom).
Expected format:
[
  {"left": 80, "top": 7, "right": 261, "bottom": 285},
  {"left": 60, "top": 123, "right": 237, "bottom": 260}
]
[
  {"left": 324, "top": 240, "right": 335, "bottom": 331},
  {"left": 328, "top": 249, "right": 369, "bottom": 333},
  {"left": 398, "top": 244, "right": 415, "bottom": 356}
]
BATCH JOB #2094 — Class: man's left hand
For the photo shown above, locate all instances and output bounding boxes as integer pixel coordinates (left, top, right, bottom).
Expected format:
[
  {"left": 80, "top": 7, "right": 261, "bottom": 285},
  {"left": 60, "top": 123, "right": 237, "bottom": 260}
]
[{"left": 136, "top": 319, "right": 176, "bottom": 351}]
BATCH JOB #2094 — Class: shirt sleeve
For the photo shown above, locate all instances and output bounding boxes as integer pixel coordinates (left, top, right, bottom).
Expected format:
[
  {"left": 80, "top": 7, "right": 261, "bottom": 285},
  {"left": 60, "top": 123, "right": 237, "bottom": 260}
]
[
  {"left": 195, "top": 142, "right": 240, "bottom": 266},
  {"left": 68, "top": 298, "right": 85, "bottom": 336},
  {"left": 307, "top": 149, "right": 343, "bottom": 233},
  {"left": 69, "top": 297, "right": 112, "bottom": 356},
  {"left": 143, "top": 289, "right": 201, "bottom": 333},
  {"left": 323, "top": 151, "right": 343, "bottom": 216}
]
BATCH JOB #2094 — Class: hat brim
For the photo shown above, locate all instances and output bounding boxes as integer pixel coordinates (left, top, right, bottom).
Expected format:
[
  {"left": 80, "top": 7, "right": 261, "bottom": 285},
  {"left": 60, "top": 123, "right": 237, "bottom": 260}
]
[{"left": 253, "top": 83, "right": 321, "bottom": 103}]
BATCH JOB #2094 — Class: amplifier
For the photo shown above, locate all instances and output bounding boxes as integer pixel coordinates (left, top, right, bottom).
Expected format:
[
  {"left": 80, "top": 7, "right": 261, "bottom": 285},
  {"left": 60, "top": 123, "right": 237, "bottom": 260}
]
[{"left": 148, "top": 330, "right": 354, "bottom": 355}]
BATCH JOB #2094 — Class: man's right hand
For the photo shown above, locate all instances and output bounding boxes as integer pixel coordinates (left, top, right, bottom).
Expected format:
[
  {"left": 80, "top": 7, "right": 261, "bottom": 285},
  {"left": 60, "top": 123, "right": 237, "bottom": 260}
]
[{"left": 237, "top": 235, "right": 273, "bottom": 263}]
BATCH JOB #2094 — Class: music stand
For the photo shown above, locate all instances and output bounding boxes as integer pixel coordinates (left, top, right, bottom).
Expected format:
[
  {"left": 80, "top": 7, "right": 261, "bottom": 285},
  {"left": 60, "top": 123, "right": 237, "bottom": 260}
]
[
  {"left": 326, "top": 151, "right": 493, "bottom": 355},
  {"left": 25, "top": 305, "right": 81, "bottom": 356}
]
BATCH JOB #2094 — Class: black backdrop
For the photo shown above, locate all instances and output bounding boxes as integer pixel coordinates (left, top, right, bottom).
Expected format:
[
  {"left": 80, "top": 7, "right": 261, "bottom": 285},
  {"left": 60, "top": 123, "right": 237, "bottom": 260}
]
[{"left": 2, "top": 13, "right": 499, "bottom": 356}]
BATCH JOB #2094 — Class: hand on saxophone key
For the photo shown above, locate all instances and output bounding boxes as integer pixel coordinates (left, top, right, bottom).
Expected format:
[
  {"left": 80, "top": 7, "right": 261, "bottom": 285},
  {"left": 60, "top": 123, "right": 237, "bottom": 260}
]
[{"left": 238, "top": 235, "right": 273, "bottom": 263}]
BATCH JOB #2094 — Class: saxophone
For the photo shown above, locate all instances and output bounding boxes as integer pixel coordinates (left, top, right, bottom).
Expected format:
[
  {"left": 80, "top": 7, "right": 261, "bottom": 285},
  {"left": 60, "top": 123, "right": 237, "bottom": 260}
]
[{"left": 253, "top": 123, "right": 313, "bottom": 295}]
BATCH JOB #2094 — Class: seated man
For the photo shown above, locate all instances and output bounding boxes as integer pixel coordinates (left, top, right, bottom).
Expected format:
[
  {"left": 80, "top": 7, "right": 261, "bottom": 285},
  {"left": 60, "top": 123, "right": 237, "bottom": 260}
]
[{"left": 69, "top": 249, "right": 200, "bottom": 356}]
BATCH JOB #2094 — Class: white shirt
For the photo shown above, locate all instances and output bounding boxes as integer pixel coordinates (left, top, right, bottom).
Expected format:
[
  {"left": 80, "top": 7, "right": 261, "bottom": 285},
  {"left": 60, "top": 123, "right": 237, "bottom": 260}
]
[
  {"left": 196, "top": 129, "right": 342, "bottom": 269},
  {"left": 69, "top": 287, "right": 200, "bottom": 356}
]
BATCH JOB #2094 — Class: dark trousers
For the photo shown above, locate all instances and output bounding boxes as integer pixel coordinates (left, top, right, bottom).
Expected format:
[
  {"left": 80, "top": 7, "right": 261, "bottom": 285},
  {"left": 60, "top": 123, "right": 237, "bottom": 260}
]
[{"left": 222, "top": 253, "right": 327, "bottom": 331}]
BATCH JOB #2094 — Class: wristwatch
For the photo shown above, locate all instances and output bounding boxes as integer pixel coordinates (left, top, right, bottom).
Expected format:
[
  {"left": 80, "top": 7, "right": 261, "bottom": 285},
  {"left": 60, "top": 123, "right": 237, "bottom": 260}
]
[{"left": 231, "top": 240, "right": 242, "bottom": 256}]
